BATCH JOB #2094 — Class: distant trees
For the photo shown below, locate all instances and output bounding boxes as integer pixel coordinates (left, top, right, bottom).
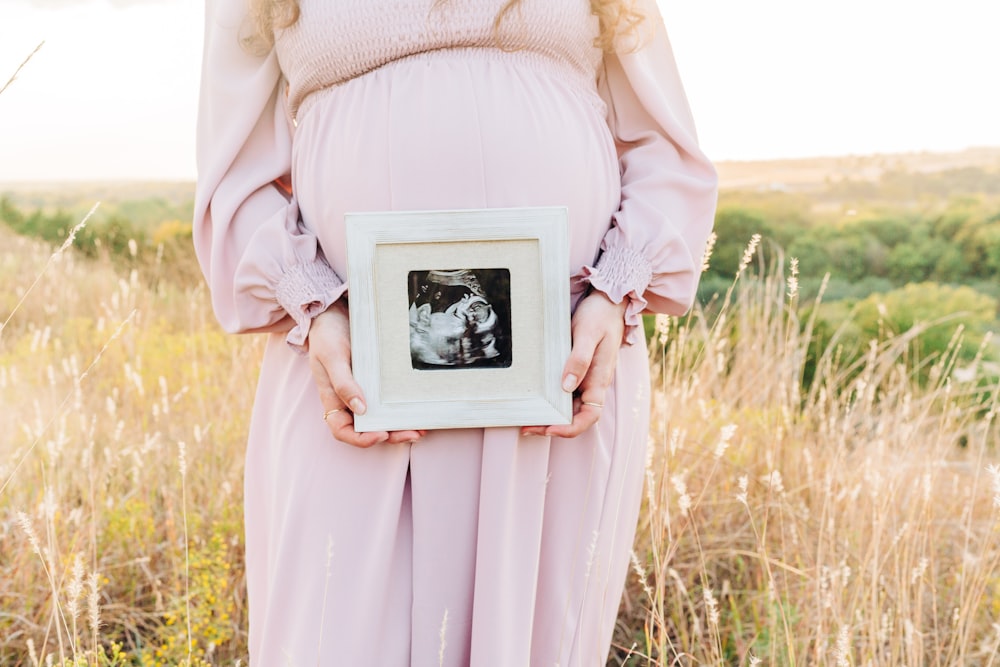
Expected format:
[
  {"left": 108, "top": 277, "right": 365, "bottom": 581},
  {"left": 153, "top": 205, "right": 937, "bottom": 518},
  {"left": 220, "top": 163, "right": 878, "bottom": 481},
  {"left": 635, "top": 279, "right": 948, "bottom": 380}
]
[
  {"left": 694, "top": 167, "right": 1000, "bottom": 386},
  {"left": 854, "top": 283, "right": 995, "bottom": 372},
  {"left": 0, "top": 196, "right": 199, "bottom": 285},
  {"left": 702, "top": 195, "right": 1000, "bottom": 301}
]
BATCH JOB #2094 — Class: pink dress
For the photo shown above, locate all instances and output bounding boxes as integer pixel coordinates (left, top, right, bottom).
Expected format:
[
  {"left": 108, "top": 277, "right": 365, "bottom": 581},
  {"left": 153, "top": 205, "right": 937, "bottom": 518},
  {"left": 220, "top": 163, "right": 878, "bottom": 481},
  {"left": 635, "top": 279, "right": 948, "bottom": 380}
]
[{"left": 193, "top": 1, "right": 717, "bottom": 664}]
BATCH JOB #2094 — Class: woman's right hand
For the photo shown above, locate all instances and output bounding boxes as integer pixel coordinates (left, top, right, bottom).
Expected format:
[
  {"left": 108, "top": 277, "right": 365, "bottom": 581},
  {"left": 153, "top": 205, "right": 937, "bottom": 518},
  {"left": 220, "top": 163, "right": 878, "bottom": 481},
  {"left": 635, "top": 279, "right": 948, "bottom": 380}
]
[{"left": 308, "top": 301, "right": 425, "bottom": 448}]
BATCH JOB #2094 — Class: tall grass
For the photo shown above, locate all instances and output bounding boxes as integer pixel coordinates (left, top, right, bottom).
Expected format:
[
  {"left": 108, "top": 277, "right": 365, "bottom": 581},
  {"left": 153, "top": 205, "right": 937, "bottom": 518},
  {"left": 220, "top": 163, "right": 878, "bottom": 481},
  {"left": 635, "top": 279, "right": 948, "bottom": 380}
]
[
  {"left": 1, "top": 223, "right": 997, "bottom": 665},
  {"left": 613, "top": 242, "right": 999, "bottom": 665},
  {"left": 0, "top": 225, "right": 258, "bottom": 665}
]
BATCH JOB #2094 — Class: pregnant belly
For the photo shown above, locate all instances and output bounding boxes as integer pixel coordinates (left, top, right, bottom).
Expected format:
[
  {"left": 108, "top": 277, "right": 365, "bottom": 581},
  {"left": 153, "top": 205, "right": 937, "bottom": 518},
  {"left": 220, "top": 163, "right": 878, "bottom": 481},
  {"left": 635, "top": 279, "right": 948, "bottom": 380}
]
[{"left": 291, "top": 49, "right": 621, "bottom": 276}]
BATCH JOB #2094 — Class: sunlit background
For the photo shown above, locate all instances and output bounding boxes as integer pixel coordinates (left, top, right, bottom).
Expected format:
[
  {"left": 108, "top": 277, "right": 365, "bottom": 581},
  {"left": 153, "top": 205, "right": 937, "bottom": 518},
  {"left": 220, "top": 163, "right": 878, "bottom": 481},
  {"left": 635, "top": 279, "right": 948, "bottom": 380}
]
[{"left": 2, "top": 0, "right": 999, "bottom": 181}]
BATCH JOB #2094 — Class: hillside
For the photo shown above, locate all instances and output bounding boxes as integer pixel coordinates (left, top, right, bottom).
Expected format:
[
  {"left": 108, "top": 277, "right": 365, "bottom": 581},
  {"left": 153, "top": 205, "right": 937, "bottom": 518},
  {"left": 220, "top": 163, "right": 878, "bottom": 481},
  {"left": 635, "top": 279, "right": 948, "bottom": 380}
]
[{"left": 715, "top": 146, "right": 1000, "bottom": 192}]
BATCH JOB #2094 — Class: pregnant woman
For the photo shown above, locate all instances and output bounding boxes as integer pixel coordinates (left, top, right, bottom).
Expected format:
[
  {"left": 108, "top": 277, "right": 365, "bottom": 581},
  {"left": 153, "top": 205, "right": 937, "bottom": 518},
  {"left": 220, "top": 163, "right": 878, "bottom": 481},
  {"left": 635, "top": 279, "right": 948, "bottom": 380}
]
[{"left": 193, "top": 0, "right": 717, "bottom": 664}]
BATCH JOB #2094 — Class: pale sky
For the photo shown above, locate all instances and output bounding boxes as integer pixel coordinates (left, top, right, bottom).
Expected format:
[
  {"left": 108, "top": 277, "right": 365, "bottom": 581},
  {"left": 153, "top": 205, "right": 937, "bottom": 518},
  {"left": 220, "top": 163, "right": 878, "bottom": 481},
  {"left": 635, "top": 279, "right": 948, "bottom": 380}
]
[{"left": 1, "top": 0, "right": 998, "bottom": 182}]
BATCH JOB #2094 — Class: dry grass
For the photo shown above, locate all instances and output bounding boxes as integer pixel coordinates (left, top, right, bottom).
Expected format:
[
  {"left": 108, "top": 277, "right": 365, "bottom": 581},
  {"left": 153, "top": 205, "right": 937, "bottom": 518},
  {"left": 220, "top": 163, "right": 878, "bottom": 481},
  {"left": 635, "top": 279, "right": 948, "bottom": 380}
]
[
  {"left": 613, "top": 244, "right": 1000, "bottom": 665},
  {"left": 0, "top": 224, "right": 259, "bottom": 665},
  {"left": 1, "top": 223, "right": 997, "bottom": 665}
]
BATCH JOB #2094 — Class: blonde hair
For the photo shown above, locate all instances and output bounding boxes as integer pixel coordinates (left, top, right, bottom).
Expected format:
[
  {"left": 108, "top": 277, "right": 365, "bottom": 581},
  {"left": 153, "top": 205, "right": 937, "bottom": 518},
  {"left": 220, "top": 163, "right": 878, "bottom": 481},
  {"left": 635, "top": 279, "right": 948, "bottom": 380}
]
[{"left": 248, "top": 0, "right": 646, "bottom": 53}]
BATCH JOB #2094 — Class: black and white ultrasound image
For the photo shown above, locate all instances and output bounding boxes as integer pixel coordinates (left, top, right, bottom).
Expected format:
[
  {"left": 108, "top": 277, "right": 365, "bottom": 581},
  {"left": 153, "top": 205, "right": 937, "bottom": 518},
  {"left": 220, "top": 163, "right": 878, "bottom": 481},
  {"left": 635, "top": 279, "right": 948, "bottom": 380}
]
[{"left": 407, "top": 268, "right": 513, "bottom": 370}]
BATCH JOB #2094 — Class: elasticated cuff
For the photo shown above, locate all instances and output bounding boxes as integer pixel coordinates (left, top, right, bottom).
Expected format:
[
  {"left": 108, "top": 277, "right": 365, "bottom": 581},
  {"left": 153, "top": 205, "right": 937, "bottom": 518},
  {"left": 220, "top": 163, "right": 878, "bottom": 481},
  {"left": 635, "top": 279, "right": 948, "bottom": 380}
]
[
  {"left": 577, "top": 244, "right": 653, "bottom": 345},
  {"left": 274, "top": 260, "right": 347, "bottom": 351}
]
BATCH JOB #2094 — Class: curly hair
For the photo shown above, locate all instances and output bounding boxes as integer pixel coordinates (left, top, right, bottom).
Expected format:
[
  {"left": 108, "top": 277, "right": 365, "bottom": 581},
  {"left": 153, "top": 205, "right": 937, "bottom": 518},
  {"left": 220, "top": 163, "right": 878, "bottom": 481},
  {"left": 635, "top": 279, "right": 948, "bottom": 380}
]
[
  {"left": 586, "top": 0, "right": 648, "bottom": 52},
  {"left": 247, "top": 0, "right": 646, "bottom": 53}
]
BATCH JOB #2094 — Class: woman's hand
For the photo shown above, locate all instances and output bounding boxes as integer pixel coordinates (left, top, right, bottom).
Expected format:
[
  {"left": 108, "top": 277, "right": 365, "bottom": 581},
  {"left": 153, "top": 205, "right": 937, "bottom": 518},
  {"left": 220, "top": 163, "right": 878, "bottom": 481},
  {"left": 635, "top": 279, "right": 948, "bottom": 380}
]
[
  {"left": 521, "top": 291, "right": 626, "bottom": 438},
  {"left": 308, "top": 301, "right": 425, "bottom": 447}
]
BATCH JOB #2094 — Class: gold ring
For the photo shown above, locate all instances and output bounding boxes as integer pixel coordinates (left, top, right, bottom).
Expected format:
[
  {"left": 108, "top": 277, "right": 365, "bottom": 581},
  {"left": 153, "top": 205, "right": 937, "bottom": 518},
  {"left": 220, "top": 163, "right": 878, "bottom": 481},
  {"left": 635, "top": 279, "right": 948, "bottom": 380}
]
[
  {"left": 323, "top": 408, "right": 344, "bottom": 421},
  {"left": 582, "top": 401, "right": 603, "bottom": 409}
]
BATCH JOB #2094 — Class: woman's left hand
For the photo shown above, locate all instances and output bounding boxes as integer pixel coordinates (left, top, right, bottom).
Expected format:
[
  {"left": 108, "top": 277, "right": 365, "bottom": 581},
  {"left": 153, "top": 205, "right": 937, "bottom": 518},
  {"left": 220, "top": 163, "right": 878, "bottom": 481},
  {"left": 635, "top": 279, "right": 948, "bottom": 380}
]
[{"left": 521, "top": 291, "right": 626, "bottom": 438}]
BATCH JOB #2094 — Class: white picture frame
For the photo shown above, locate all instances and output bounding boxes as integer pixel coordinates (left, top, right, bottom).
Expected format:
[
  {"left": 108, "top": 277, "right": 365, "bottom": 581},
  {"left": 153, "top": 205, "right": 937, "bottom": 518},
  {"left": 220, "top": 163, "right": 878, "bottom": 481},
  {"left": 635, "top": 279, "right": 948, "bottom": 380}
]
[{"left": 345, "top": 207, "right": 572, "bottom": 432}]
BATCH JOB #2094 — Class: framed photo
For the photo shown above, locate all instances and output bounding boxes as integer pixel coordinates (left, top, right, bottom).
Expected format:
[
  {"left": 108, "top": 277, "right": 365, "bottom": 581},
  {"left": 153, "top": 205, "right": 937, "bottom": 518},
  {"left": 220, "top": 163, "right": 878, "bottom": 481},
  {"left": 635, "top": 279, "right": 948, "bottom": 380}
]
[{"left": 345, "top": 207, "right": 572, "bottom": 432}]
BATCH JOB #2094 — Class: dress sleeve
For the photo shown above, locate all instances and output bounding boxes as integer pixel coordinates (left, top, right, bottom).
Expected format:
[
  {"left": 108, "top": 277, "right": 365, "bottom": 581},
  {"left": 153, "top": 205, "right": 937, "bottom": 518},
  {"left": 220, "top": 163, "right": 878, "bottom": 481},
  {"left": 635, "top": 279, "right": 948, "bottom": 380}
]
[
  {"left": 579, "top": 0, "right": 718, "bottom": 344},
  {"left": 192, "top": 0, "right": 346, "bottom": 350}
]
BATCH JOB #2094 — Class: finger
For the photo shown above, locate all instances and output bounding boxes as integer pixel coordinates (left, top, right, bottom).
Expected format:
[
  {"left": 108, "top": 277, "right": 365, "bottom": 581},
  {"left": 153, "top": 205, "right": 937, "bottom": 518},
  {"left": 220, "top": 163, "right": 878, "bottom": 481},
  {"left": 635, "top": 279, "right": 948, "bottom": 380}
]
[
  {"left": 520, "top": 397, "right": 593, "bottom": 438},
  {"left": 385, "top": 430, "right": 425, "bottom": 444},
  {"left": 555, "top": 341, "right": 618, "bottom": 438},
  {"left": 576, "top": 334, "right": 618, "bottom": 407},
  {"left": 309, "top": 354, "right": 340, "bottom": 407},
  {"left": 333, "top": 419, "right": 389, "bottom": 448},
  {"left": 542, "top": 401, "right": 602, "bottom": 438},
  {"left": 316, "top": 395, "right": 385, "bottom": 447},
  {"left": 311, "top": 360, "right": 382, "bottom": 448},
  {"left": 328, "top": 410, "right": 425, "bottom": 447},
  {"left": 314, "top": 358, "right": 426, "bottom": 445},
  {"left": 521, "top": 405, "right": 602, "bottom": 438},
  {"left": 316, "top": 352, "right": 362, "bottom": 410},
  {"left": 560, "top": 326, "right": 601, "bottom": 394},
  {"left": 539, "top": 335, "right": 619, "bottom": 438},
  {"left": 522, "top": 334, "right": 608, "bottom": 438},
  {"left": 320, "top": 397, "right": 424, "bottom": 447},
  {"left": 312, "top": 347, "right": 369, "bottom": 415}
]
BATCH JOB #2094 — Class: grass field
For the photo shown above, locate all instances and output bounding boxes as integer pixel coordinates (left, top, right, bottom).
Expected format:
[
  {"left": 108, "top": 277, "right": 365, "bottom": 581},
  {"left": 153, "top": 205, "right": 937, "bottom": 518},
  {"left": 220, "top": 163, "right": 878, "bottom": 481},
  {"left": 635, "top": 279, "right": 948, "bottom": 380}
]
[{"left": 1, "top": 215, "right": 998, "bottom": 665}]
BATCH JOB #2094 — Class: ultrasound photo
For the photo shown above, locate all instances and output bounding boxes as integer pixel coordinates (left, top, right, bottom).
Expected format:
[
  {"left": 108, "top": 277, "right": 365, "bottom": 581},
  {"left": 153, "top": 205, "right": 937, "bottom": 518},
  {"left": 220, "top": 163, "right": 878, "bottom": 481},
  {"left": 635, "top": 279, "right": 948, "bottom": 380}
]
[{"left": 407, "top": 268, "right": 513, "bottom": 370}]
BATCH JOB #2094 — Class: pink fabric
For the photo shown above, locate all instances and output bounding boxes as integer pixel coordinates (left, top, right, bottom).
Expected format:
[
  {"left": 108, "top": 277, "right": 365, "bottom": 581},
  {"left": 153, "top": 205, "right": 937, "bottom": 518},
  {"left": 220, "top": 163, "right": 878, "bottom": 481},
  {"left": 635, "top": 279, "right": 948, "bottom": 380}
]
[{"left": 193, "top": 0, "right": 717, "bottom": 664}]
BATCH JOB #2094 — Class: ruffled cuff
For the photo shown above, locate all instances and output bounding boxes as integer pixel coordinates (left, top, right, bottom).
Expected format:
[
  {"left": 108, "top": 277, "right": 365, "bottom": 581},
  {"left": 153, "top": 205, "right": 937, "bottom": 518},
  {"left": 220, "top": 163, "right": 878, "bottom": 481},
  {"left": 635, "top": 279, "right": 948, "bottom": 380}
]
[
  {"left": 577, "top": 244, "right": 653, "bottom": 345},
  {"left": 274, "top": 260, "right": 348, "bottom": 351}
]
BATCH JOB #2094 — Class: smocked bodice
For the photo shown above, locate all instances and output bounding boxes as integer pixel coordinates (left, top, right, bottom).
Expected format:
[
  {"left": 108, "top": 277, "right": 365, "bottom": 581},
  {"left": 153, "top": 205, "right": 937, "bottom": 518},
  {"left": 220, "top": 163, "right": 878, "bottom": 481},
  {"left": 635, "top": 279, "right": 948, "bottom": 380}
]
[{"left": 274, "top": 0, "right": 603, "bottom": 120}]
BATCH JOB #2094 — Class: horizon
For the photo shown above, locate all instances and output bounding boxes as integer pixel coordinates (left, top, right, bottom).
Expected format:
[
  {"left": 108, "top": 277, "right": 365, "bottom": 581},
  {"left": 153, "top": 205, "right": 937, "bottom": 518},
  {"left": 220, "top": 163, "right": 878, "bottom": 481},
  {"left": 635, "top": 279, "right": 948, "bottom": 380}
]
[
  {"left": 6, "top": 146, "right": 999, "bottom": 199},
  {"left": 3, "top": 144, "right": 1000, "bottom": 187},
  {"left": 3, "top": 0, "right": 1000, "bottom": 181}
]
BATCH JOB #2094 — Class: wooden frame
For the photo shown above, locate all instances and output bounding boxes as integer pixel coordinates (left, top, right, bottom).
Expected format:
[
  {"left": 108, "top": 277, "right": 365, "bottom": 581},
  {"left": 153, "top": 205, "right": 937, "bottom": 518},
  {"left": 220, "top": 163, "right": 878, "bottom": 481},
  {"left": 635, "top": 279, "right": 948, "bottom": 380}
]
[{"left": 345, "top": 207, "right": 572, "bottom": 432}]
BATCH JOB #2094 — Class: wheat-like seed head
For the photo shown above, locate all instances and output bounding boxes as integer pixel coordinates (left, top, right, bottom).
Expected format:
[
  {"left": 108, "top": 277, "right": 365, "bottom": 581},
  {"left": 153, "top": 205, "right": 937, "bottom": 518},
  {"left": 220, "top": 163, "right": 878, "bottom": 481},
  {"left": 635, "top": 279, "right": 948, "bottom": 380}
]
[
  {"left": 87, "top": 572, "right": 101, "bottom": 636},
  {"left": 735, "top": 475, "right": 749, "bottom": 507},
  {"left": 736, "top": 233, "right": 762, "bottom": 277},
  {"left": 16, "top": 511, "right": 43, "bottom": 559},
  {"left": 713, "top": 424, "right": 737, "bottom": 460},
  {"left": 787, "top": 257, "right": 799, "bottom": 299},
  {"left": 703, "top": 586, "right": 720, "bottom": 626},
  {"left": 671, "top": 474, "right": 691, "bottom": 517},
  {"left": 987, "top": 464, "right": 1000, "bottom": 509},
  {"left": 178, "top": 440, "right": 187, "bottom": 478},
  {"left": 66, "top": 553, "right": 85, "bottom": 622},
  {"left": 700, "top": 231, "right": 717, "bottom": 273},
  {"left": 833, "top": 625, "right": 851, "bottom": 667}
]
